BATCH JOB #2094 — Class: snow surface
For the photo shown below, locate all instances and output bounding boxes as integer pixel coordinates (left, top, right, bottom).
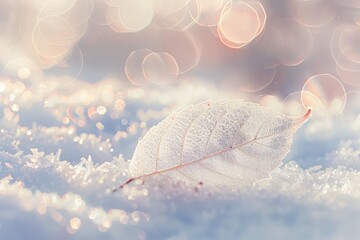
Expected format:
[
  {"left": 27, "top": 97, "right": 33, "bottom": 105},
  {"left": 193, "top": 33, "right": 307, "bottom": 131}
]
[
  {"left": 1, "top": 1, "right": 360, "bottom": 239},
  {"left": 0, "top": 77, "right": 360, "bottom": 240}
]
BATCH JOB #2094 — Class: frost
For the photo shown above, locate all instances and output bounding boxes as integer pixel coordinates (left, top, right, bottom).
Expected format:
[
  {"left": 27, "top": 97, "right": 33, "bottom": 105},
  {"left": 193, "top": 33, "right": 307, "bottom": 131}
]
[
  {"left": 128, "top": 100, "right": 310, "bottom": 189},
  {"left": 0, "top": 175, "right": 138, "bottom": 231},
  {"left": 326, "top": 140, "right": 360, "bottom": 170},
  {"left": 0, "top": 76, "right": 360, "bottom": 239},
  {"left": 258, "top": 161, "right": 360, "bottom": 204},
  {"left": 2, "top": 0, "right": 360, "bottom": 238}
]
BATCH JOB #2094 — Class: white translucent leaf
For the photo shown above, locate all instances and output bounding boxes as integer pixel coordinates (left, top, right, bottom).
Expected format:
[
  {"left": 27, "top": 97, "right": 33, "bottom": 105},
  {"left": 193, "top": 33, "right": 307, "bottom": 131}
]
[{"left": 128, "top": 99, "right": 311, "bottom": 188}]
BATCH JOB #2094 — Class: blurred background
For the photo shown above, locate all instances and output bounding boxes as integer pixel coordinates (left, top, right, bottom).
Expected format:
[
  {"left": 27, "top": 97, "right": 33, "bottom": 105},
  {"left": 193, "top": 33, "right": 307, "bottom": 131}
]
[
  {"left": 1, "top": 0, "right": 359, "bottom": 107},
  {"left": 1, "top": 1, "right": 360, "bottom": 239}
]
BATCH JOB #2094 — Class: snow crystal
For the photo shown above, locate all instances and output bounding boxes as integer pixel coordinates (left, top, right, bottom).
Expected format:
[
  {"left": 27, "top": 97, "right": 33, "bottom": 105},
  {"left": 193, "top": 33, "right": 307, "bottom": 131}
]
[
  {"left": 2, "top": 1, "right": 360, "bottom": 238},
  {"left": 0, "top": 77, "right": 360, "bottom": 239}
]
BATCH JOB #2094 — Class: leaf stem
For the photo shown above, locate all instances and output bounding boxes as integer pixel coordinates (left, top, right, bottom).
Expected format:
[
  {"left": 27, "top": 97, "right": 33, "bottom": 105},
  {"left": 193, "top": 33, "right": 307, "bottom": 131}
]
[{"left": 112, "top": 178, "right": 136, "bottom": 193}]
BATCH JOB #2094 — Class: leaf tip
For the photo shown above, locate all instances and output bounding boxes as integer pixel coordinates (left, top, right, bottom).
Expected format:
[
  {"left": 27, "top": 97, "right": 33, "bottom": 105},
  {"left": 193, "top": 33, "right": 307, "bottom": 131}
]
[
  {"left": 292, "top": 108, "right": 312, "bottom": 129},
  {"left": 303, "top": 108, "right": 312, "bottom": 121},
  {"left": 111, "top": 178, "right": 135, "bottom": 193}
]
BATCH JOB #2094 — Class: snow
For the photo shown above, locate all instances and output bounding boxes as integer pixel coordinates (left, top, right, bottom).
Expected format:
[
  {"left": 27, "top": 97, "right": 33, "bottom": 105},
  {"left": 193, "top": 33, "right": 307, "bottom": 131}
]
[
  {"left": 1, "top": 1, "right": 360, "bottom": 239},
  {"left": 0, "top": 77, "right": 359, "bottom": 240}
]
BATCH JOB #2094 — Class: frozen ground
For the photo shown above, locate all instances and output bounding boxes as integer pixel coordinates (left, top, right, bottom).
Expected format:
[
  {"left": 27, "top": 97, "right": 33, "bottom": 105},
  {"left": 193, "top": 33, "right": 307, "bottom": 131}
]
[{"left": 1, "top": 0, "right": 360, "bottom": 239}]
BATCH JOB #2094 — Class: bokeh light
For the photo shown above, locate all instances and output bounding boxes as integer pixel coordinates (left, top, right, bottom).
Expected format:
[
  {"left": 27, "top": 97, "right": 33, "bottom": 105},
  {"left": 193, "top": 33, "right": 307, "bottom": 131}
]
[
  {"left": 2, "top": 58, "right": 41, "bottom": 82},
  {"left": 1, "top": 1, "right": 360, "bottom": 239},
  {"left": 217, "top": 1, "right": 266, "bottom": 49},
  {"left": 106, "top": 0, "right": 154, "bottom": 32},
  {"left": 160, "top": 31, "right": 201, "bottom": 74},
  {"left": 153, "top": 0, "right": 199, "bottom": 31},
  {"left": 331, "top": 25, "right": 360, "bottom": 86},
  {"left": 283, "top": 91, "right": 309, "bottom": 116},
  {"left": 301, "top": 73, "right": 346, "bottom": 115},
  {"left": 195, "top": 0, "right": 229, "bottom": 27},
  {"left": 125, "top": 49, "right": 154, "bottom": 86},
  {"left": 289, "top": 0, "right": 335, "bottom": 28},
  {"left": 142, "top": 52, "right": 179, "bottom": 84},
  {"left": 273, "top": 18, "right": 313, "bottom": 66}
]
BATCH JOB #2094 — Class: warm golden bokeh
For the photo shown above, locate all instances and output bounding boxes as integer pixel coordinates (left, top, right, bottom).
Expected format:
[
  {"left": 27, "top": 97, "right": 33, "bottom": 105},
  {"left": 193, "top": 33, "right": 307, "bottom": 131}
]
[{"left": 1, "top": 1, "right": 360, "bottom": 238}]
